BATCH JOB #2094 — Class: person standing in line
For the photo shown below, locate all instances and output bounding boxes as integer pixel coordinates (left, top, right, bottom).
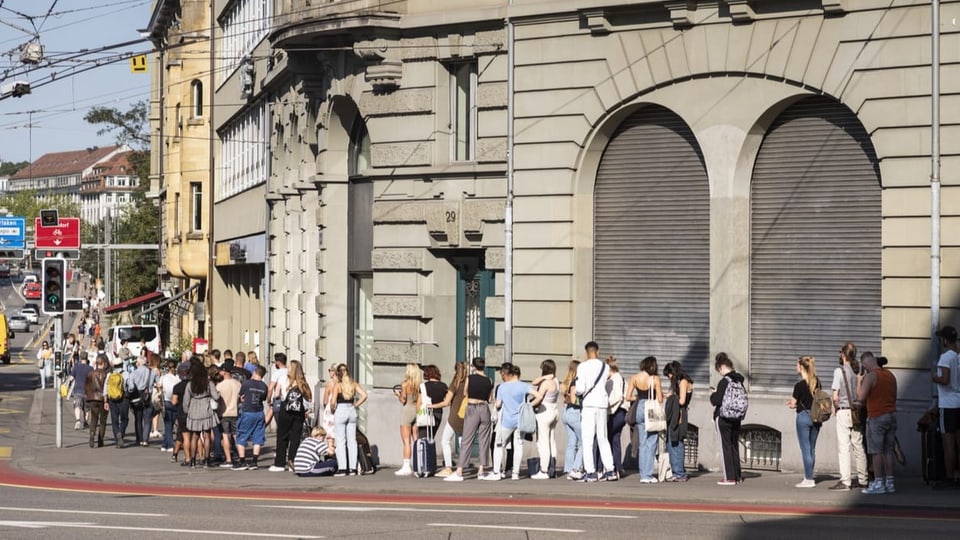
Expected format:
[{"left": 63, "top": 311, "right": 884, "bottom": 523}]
[
  {"left": 575, "top": 341, "right": 617, "bottom": 482},
  {"left": 488, "top": 365, "right": 543, "bottom": 480},
  {"left": 320, "top": 365, "right": 339, "bottom": 457},
  {"left": 858, "top": 352, "right": 898, "bottom": 494},
  {"left": 663, "top": 361, "right": 693, "bottom": 483},
  {"left": 126, "top": 356, "right": 154, "bottom": 447},
  {"left": 787, "top": 355, "right": 822, "bottom": 488},
  {"left": 271, "top": 359, "right": 312, "bottom": 472},
  {"left": 421, "top": 365, "right": 448, "bottom": 439},
  {"left": 234, "top": 365, "right": 268, "bottom": 470},
  {"left": 264, "top": 353, "right": 289, "bottom": 428},
  {"left": 36, "top": 341, "right": 54, "bottom": 389},
  {"left": 158, "top": 360, "right": 180, "bottom": 452},
  {"left": 710, "top": 352, "right": 744, "bottom": 485},
  {"left": 932, "top": 326, "right": 960, "bottom": 488},
  {"left": 560, "top": 360, "right": 583, "bottom": 480},
  {"left": 331, "top": 363, "right": 368, "bottom": 475},
  {"left": 83, "top": 354, "right": 109, "bottom": 448},
  {"left": 830, "top": 342, "right": 868, "bottom": 490},
  {"left": 69, "top": 351, "right": 93, "bottom": 430},
  {"left": 170, "top": 359, "right": 191, "bottom": 463},
  {"left": 216, "top": 363, "right": 242, "bottom": 468},
  {"left": 183, "top": 358, "right": 221, "bottom": 468},
  {"left": 444, "top": 357, "right": 494, "bottom": 482},
  {"left": 430, "top": 361, "right": 467, "bottom": 477},
  {"left": 626, "top": 356, "right": 662, "bottom": 483},
  {"left": 530, "top": 359, "right": 561, "bottom": 479},
  {"left": 602, "top": 356, "right": 628, "bottom": 479},
  {"left": 393, "top": 363, "right": 422, "bottom": 476}
]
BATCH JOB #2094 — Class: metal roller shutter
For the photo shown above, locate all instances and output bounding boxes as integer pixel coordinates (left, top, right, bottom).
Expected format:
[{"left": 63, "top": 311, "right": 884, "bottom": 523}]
[
  {"left": 594, "top": 105, "right": 711, "bottom": 382},
  {"left": 750, "top": 96, "right": 881, "bottom": 389}
]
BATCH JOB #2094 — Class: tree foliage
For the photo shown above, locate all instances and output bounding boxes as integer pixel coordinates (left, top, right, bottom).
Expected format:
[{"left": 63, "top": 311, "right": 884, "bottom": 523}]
[
  {"left": 84, "top": 100, "right": 149, "bottom": 151},
  {"left": 0, "top": 191, "right": 80, "bottom": 222},
  {"left": 0, "top": 161, "right": 30, "bottom": 176}
]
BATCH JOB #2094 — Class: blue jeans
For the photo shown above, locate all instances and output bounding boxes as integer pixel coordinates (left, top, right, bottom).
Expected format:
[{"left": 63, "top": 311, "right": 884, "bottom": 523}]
[
  {"left": 562, "top": 406, "right": 583, "bottom": 473},
  {"left": 334, "top": 404, "right": 358, "bottom": 472},
  {"left": 162, "top": 401, "right": 176, "bottom": 449},
  {"left": 635, "top": 399, "right": 658, "bottom": 480},
  {"left": 667, "top": 430, "right": 686, "bottom": 479},
  {"left": 109, "top": 399, "right": 129, "bottom": 443},
  {"left": 796, "top": 410, "right": 820, "bottom": 480}
]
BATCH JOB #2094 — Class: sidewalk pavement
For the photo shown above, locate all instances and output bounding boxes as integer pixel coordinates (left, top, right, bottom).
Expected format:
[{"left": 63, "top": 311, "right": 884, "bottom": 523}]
[{"left": 14, "top": 387, "right": 959, "bottom": 510}]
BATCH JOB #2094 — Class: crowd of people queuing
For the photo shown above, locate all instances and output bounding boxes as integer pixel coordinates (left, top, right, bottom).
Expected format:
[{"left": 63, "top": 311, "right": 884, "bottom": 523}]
[{"left": 54, "top": 322, "right": 960, "bottom": 492}]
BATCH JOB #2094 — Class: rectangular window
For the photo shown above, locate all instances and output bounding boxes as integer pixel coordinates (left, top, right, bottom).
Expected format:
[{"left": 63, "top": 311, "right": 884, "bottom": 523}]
[
  {"left": 174, "top": 192, "right": 181, "bottom": 238},
  {"left": 191, "top": 80, "right": 203, "bottom": 118},
  {"left": 449, "top": 62, "right": 477, "bottom": 162},
  {"left": 190, "top": 182, "right": 203, "bottom": 232},
  {"left": 218, "top": 0, "right": 272, "bottom": 86},
  {"left": 218, "top": 99, "right": 268, "bottom": 201}
]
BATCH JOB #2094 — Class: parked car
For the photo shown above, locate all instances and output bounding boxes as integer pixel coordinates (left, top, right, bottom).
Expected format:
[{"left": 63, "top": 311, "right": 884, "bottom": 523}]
[
  {"left": 0, "top": 264, "right": 10, "bottom": 279},
  {"left": 23, "top": 282, "right": 41, "bottom": 300},
  {"left": 8, "top": 315, "right": 29, "bottom": 333},
  {"left": 20, "top": 307, "right": 38, "bottom": 324}
]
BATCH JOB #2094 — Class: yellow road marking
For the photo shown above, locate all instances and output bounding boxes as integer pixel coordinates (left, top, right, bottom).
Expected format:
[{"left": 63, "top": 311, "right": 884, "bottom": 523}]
[
  {"left": 0, "top": 408, "right": 23, "bottom": 415},
  {"left": 0, "top": 428, "right": 10, "bottom": 433},
  {"left": 0, "top": 447, "right": 11, "bottom": 459}
]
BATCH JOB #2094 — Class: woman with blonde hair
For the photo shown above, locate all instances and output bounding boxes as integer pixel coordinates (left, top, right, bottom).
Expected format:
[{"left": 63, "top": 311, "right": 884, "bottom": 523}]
[
  {"left": 331, "top": 363, "right": 368, "bottom": 475},
  {"left": 560, "top": 359, "right": 583, "bottom": 479},
  {"left": 431, "top": 361, "right": 468, "bottom": 477},
  {"left": 270, "top": 359, "right": 312, "bottom": 472},
  {"left": 393, "top": 363, "right": 423, "bottom": 476},
  {"left": 787, "top": 355, "right": 822, "bottom": 488}
]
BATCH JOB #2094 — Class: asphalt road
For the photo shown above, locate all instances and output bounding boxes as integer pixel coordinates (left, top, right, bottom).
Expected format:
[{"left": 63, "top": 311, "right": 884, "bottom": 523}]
[{"left": 0, "top": 482, "right": 958, "bottom": 540}]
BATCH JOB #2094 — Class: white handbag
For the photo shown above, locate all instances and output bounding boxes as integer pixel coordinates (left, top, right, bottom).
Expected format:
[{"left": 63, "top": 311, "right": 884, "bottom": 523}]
[{"left": 644, "top": 385, "right": 666, "bottom": 433}]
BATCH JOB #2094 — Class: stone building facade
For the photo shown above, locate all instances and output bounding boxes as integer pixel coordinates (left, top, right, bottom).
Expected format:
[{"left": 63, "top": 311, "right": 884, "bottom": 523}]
[{"left": 206, "top": 0, "right": 959, "bottom": 471}]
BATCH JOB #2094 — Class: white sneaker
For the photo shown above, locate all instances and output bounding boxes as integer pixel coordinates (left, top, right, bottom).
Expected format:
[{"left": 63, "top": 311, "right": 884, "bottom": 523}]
[
  {"left": 443, "top": 472, "right": 464, "bottom": 482},
  {"left": 795, "top": 478, "right": 816, "bottom": 488},
  {"left": 268, "top": 465, "right": 286, "bottom": 472},
  {"left": 639, "top": 477, "right": 658, "bottom": 484},
  {"left": 394, "top": 466, "right": 412, "bottom": 476},
  {"left": 150, "top": 431, "right": 162, "bottom": 440},
  {"left": 531, "top": 471, "right": 550, "bottom": 480},
  {"left": 511, "top": 473, "right": 520, "bottom": 480},
  {"left": 481, "top": 472, "right": 502, "bottom": 481}
]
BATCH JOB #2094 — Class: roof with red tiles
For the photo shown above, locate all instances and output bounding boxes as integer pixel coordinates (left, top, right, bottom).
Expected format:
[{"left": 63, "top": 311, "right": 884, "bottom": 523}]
[{"left": 10, "top": 145, "right": 122, "bottom": 180}]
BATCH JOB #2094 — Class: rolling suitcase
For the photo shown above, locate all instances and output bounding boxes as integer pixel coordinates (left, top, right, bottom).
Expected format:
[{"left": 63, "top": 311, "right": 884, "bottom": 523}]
[{"left": 413, "top": 424, "right": 437, "bottom": 477}]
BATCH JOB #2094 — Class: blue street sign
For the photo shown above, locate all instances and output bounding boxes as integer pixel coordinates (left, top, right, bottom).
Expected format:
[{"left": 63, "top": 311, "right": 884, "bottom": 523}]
[{"left": 0, "top": 217, "right": 25, "bottom": 250}]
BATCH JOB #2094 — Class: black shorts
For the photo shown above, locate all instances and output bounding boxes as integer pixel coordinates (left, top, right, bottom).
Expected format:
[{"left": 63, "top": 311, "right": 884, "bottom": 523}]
[
  {"left": 942, "top": 408, "right": 960, "bottom": 433},
  {"left": 175, "top": 414, "right": 187, "bottom": 442}
]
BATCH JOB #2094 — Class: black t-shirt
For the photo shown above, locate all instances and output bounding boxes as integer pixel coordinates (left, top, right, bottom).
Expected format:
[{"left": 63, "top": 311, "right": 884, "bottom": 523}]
[
  {"left": 172, "top": 379, "right": 188, "bottom": 417},
  {"left": 425, "top": 380, "right": 448, "bottom": 422},
  {"left": 792, "top": 380, "right": 818, "bottom": 413},
  {"left": 240, "top": 379, "right": 268, "bottom": 413},
  {"left": 466, "top": 374, "right": 493, "bottom": 401}
]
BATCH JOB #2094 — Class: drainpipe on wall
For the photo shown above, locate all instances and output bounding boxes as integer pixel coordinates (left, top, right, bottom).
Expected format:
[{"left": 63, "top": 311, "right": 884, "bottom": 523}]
[
  {"left": 206, "top": 1, "right": 216, "bottom": 344},
  {"left": 503, "top": 2, "right": 515, "bottom": 366},
  {"left": 930, "top": 0, "right": 941, "bottom": 395},
  {"left": 264, "top": 103, "right": 274, "bottom": 367}
]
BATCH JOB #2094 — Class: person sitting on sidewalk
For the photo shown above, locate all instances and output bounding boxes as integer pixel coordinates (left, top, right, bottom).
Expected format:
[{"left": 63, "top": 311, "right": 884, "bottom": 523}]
[{"left": 294, "top": 427, "right": 338, "bottom": 476}]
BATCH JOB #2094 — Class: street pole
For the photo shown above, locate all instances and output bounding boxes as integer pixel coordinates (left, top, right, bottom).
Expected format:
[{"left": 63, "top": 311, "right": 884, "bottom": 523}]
[
  {"left": 930, "top": 0, "right": 941, "bottom": 393},
  {"left": 54, "top": 315, "right": 63, "bottom": 449}
]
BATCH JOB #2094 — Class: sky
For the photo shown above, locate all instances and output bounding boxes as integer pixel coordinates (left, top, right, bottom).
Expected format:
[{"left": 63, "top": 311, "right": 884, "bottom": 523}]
[{"left": 0, "top": 0, "right": 152, "bottom": 165}]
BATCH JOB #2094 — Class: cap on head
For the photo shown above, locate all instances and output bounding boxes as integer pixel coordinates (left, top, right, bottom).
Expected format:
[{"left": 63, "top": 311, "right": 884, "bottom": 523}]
[{"left": 110, "top": 357, "right": 123, "bottom": 367}]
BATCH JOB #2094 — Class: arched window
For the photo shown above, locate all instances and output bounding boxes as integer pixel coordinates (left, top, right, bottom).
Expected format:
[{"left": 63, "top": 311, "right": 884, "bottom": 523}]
[{"left": 191, "top": 80, "right": 203, "bottom": 118}]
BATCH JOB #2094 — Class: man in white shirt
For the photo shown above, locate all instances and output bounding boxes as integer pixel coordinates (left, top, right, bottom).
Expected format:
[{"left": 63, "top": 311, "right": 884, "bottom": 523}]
[
  {"left": 933, "top": 326, "right": 960, "bottom": 487},
  {"left": 575, "top": 341, "right": 616, "bottom": 482}
]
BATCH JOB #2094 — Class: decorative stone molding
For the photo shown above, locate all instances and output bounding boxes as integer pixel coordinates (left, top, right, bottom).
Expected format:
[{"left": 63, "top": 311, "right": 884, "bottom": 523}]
[
  {"left": 821, "top": 0, "right": 847, "bottom": 16},
  {"left": 462, "top": 199, "right": 505, "bottom": 242},
  {"left": 726, "top": 0, "right": 755, "bottom": 23},
  {"left": 359, "top": 88, "right": 434, "bottom": 117},
  {"left": 373, "top": 295, "right": 425, "bottom": 318},
  {"left": 666, "top": 1, "right": 696, "bottom": 28},
  {"left": 582, "top": 9, "right": 612, "bottom": 35},
  {"left": 485, "top": 247, "right": 505, "bottom": 270},
  {"left": 370, "top": 141, "right": 432, "bottom": 167},
  {"left": 372, "top": 248, "right": 433, "bottom": 272},
  {"left": 477, "top": 83, "right": 507, "bottom": 110},
  {"left": 425, "top": 201, "right": 461, "bottom": 246},
  {"left": 476, "top": 137, "right": 508, "bottom": 163},
  {"left": 484, "top": 345, "right": 504, "bottom": 365},
  {"left": 373, "top": 201, "right": 427, "bottom": 224},
  {"left": 474, "top": 29, "right": 506, "bottom": 54},
  {"left": 353, "top": 38, "right": 402, "bottom": 92},
  {"left": 400, "top": 36, "right": 438, "bottom": 61},
  {"left": 372, "top": 342, "right": 422, "bottom": 364},
  {"left": 485, "top": 296, "right": 504, "bottom": 319}
]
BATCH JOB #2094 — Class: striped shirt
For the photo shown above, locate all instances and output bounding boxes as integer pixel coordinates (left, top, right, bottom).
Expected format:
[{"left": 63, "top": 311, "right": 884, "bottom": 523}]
[{"left": 293, "top": 437, "right": 330, "bottom": 474}]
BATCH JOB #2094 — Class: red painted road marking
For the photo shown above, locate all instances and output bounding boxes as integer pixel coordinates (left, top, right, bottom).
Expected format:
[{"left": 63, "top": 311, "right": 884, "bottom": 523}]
[{"left": 0, "top": 462, "right": 956, "bottom": 522}]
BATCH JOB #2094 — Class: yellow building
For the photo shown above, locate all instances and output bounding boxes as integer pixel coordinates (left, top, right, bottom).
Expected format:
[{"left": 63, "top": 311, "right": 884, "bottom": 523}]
[{"left": 146, "top": 0, "right": 212, "bottom": 344}]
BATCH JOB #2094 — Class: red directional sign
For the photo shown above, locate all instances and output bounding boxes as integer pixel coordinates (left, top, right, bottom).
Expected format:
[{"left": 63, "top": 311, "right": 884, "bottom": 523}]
[{"left": 35, "top": 217, "right": 81, "bottom": 250}]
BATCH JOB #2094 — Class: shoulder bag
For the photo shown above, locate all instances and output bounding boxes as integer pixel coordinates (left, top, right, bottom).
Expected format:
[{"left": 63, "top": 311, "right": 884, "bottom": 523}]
[
  {"left": 416, "top": 382, "right": 435, "bottom": 427},
  {"left": 644, "top": 384, "right": 666, "bottom": 433},
  {"left": 840, "top": 367, "right": 866, "bottom": 428}
]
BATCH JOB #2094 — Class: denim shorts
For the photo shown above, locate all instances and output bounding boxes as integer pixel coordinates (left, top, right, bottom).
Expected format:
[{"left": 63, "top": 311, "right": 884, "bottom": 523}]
[
  {"left": 865, "top": 412, "right": 896, "bottom": 454},
  {"left": 236, "top": 411, "right": 266, "bottom": 446}
]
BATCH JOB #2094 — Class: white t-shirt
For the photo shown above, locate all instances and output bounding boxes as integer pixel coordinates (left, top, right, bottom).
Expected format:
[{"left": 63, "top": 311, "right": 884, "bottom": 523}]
[
  {"left": 271, "top": 367, "right": 289, "bottom": 401},
  {"left": 936, "top": 350, "right": 960, "bottom": 408}
]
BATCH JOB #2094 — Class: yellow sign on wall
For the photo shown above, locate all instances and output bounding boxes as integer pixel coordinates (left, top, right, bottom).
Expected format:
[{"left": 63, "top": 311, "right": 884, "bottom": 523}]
[{"left": 130, "top": 55, "right": 148, "bottom": 73}]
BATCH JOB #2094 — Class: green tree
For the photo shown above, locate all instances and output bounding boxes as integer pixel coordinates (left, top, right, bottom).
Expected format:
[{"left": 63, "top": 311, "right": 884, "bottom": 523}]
[
  {"left": 0, "top": 191, "right": 80, "bottom": 222},
  {"left": 0, "top": 161, "right": 29, "bottom": 176},
  {"left": 84, "top": 101, "right": 149, "bottom": 150}
]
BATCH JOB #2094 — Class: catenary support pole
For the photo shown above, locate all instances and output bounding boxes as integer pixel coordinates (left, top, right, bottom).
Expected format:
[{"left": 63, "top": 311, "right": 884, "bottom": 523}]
[
  {"left": 504, "top": 3, "right": 515, "bottom": 366},
  {"left": 55, "top": 315, "right": 63, "bottom": 449}
]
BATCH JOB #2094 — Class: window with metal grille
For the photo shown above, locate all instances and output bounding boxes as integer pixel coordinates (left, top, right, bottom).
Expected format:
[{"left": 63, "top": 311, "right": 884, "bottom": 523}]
[{"left": 739, "top": 425, "right": 782, "bottom": 471}]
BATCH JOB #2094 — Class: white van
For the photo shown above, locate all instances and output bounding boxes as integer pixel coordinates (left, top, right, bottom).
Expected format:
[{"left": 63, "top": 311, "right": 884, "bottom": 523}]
[{"left": 107, "top": 325, "right": 161, "bottom": 359}]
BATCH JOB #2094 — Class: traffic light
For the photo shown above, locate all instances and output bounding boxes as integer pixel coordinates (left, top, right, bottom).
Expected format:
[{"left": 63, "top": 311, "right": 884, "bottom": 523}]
[{"left": 42, "top": 258, "right": 65, "bottom": 315}]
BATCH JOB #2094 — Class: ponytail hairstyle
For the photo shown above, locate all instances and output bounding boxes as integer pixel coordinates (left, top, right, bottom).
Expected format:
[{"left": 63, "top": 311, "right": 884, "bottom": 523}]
[
  {"left": 605, "top": 356, "right": 619, "bottom": 374},
  {"left": 561, "top": 359, "right": 580, "bottom": 395},
  {"left": 840, "top": 342, "right": 860, "bottom": 374},
  {"left": 337, "top": 363, "right": 356, "bottom": 400},
  {"left": 797, "top": 355, "right": 818, "bottom": 393}
]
